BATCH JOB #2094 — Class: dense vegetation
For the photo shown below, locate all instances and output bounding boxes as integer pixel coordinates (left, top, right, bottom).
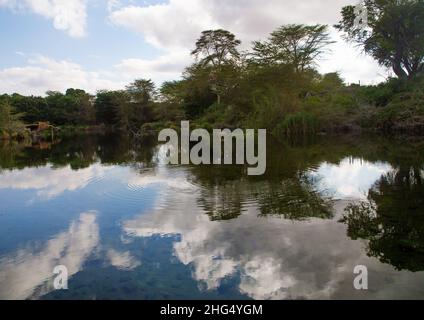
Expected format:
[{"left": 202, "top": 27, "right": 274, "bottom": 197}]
[{"left": 1, "top": 0, "right": 424, "bottom": 140}]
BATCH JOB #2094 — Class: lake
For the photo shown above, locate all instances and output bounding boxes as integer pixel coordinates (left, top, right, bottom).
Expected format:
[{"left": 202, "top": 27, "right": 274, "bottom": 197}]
[{"left": 0, "top": 133, "right": 423, "bottom": 300}]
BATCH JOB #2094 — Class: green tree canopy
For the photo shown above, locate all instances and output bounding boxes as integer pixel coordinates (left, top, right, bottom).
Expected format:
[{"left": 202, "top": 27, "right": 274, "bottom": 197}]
[
  {"left": 126, "top": 79, "right": 156, "bottom": 104},
  {"left": 341, "top": 167, "right": 424, "bottom": 272},
  {"left": 335, "top": 0, "right": 424, "bottom": 79},
  {"left": 95, "top": 90, "right": 129, "bottom": 126},
  {"left": 191, "top": 29, "right": 241, "bottom": 67},
  {"left": 0, "top": 101, "right": 24, "bottom": 138},
  {"left": 251, "top": 24, "right": 334, "bottom": 73},
  {"left": 191, "top": 30, "right": 242, "bottom": 105}
]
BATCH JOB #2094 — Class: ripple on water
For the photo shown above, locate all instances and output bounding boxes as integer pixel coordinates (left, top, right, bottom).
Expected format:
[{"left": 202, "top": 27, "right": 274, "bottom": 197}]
[
  {"left": 98, "top": 186, "right": 155, "bottom": 210},
  {"left": 83, "top": 174, "right": 106, "bottom": 188}
]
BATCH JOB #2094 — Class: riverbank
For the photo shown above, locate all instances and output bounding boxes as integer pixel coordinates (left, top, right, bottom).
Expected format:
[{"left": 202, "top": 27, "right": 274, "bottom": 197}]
[{"left": 2, "top": 75, "right": 424, "bottom": 143}]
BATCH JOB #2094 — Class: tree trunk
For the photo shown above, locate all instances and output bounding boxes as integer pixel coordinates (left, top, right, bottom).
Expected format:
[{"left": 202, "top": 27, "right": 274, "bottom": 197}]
[{"left": 392, "top": 61, "right": 408, "bottom": 79}]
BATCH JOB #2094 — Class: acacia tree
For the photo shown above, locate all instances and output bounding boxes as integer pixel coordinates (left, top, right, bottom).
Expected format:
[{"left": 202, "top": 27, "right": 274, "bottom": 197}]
[
  {"left": 191, "top": 29, "right": 242, "bottom": 104},
  {"left": 251, "top": 24, "right": 334, "bottom": 73},
  {"left": 126, "top": 79, "right": 156, "bottom": 104},
  {"left": 335, "top": 0, "right": 424, "bottom": 79},
  {"left": 192, "top": 29, "right": 241, "bottom": 68}
]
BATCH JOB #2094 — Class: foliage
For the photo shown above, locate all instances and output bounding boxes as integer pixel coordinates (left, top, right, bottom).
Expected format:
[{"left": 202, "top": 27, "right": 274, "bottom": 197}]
[
  {"left": 0, "top": 101, "right": 25, "bottom": 139},
  {"left": 95, "top": 90, "right": 128, "bottom": 126},
  {"left": 251, "top": 24, "right": 334, "bottom": 73},
  {"left": 341, "top": 166, "right": 424, "bottom": 271},
  {"left": 2, "top": 16, "right": 424, "bottom": 139},
  {"left": 357, "top": 76, "right": 424, "bottom": 132},
  {"left": 192, "top": 29, "right": 241, "bottom": 68},
  {"left": 191, "top": 29, "right": 242, "bottom": 105}
]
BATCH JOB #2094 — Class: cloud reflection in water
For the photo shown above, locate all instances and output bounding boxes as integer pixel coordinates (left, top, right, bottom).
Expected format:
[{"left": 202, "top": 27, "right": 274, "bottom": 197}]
[
  {"left": 0, "top": 211, "right": 99, "bottom": 300},
  {"left": 121, "top": 156, "right": 423, "bottom": 299}
]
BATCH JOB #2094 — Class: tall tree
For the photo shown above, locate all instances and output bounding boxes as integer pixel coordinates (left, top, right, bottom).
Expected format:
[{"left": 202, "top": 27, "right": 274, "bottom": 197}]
[
  {"left": 192, "top": 29, "right": 241, "bottom": 68},
  {"left": 124, "top": 79, "right": 156, "bottom": 133},
  {"left": 335, "top": 0, "right": 424, "bottom": 79},
  {"left": 95, "top": 90, "right": 129, "bottom": 126},
  {"left": 126, "top": 79, "right": 156, "bottom": 104},
  {"left": 192, "top": 29, "right": 242, "bottom": 104},
  {"left": 251, "top": 24, "right": 334, "bottom": 73}
]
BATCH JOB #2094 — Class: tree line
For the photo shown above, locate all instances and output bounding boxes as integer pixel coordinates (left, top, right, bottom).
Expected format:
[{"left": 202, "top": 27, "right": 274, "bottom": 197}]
[{"left": 2, "top": 0, "right": 424, "bottom": 139}]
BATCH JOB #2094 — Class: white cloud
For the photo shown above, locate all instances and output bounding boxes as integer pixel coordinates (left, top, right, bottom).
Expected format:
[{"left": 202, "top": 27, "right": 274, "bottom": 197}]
[
  {"left": 107, "top": 249, "right": 140, "bottom": 270},
  {"left": 120, "top": 146, "right": 424, "bottom": 300},
  {"left": 0, "top": 163, "right": 114, "bottom": 199},
  {"left": 110, "top": 0, "right": 217, "bottom": 51},
  {"left": 309, "top": 158, "right": 393, "bottom": 200},
  {"left": 239, "top": 257, "right": 297, "bottom": 300},
  {"left": 109, "top": 0, "right": 388, "bottom": 84},
  {"left": 0, "top": 0, "right": 390, "bottom": 93},
  {"left": 121, "top": 176, "right": 367, "bottom": 299},
  {"left": 0, "top": 52, "right": 191, "bottom": 95},
  {"left": 107, "top": 0, "right": 121, "bottom": 12},
  {"left": 319, "top": 32, "right": 391, "bottom": 84},
  {"left": 0, "top": 55, "right": 125, "bottom": 95},
  {"left": 0, "top": 53, "right": 191, "bottom": 95},
  {"left": 120, "top": 150, "right": 369, "bottom": 299},
  {"left": 0, "top": 0, "right": 88, "bottom": 38},
  {"left": 115, "top": 50, "right": 191, "bottom": 84},
  {"left": 120, "top": 159, "right": 424, "bottom": 299}
]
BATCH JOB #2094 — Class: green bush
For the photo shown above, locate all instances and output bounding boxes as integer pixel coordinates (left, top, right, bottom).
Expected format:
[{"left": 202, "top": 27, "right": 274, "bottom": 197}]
[{"left": 274, "top": 112, "right": 319, "bottom": 137}]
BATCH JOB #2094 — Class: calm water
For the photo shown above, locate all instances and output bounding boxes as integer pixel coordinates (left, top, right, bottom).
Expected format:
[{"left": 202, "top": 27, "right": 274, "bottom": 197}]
[{"left": 0, "top": 134, "right": 423, "bottom": 300}]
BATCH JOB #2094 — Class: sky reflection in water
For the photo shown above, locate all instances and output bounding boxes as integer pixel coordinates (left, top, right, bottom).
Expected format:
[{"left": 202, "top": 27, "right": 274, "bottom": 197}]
[{"left": 0, "top": 135, "right": 423, "bottom": 300}]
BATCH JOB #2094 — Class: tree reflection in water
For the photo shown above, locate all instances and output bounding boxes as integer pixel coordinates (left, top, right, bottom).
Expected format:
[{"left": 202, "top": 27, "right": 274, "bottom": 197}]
[
  {"left": 2, "top": 133, "right": 424, "bottom": 299},
  {"left": 341, "top": 166, "right": 424, "bottom": 272}
]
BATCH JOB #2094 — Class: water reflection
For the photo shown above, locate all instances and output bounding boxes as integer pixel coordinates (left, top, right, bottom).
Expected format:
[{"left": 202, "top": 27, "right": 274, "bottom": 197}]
[
  {"left": 309, "top": 157, "right": 393, "bottom": 200},
  {"left": 106, "top": 249, "right": 140, "bottom": 271},
  {"left": 0, "top": 134, "right": 424, "bottom": 299},
  {"left": 0, "top": 164, "right": 112, "bottom": 200},
  {"left": 341, "top": 166, "right": 424, "bottom": 272},
  {"left": 0, "top": 212, "right": 99, "bottom": 300},
  {"left": 123, "top": 191, "right": 363, "bottom": 299}
]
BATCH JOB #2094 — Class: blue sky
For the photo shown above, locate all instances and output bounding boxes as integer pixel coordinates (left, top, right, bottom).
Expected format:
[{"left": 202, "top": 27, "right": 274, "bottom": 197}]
[
  {"left": 0, "top": 2, "right": 158, "bottom": 69},
  {"left": 0, "top": 0, "right": 389, "bottom": 95}
]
